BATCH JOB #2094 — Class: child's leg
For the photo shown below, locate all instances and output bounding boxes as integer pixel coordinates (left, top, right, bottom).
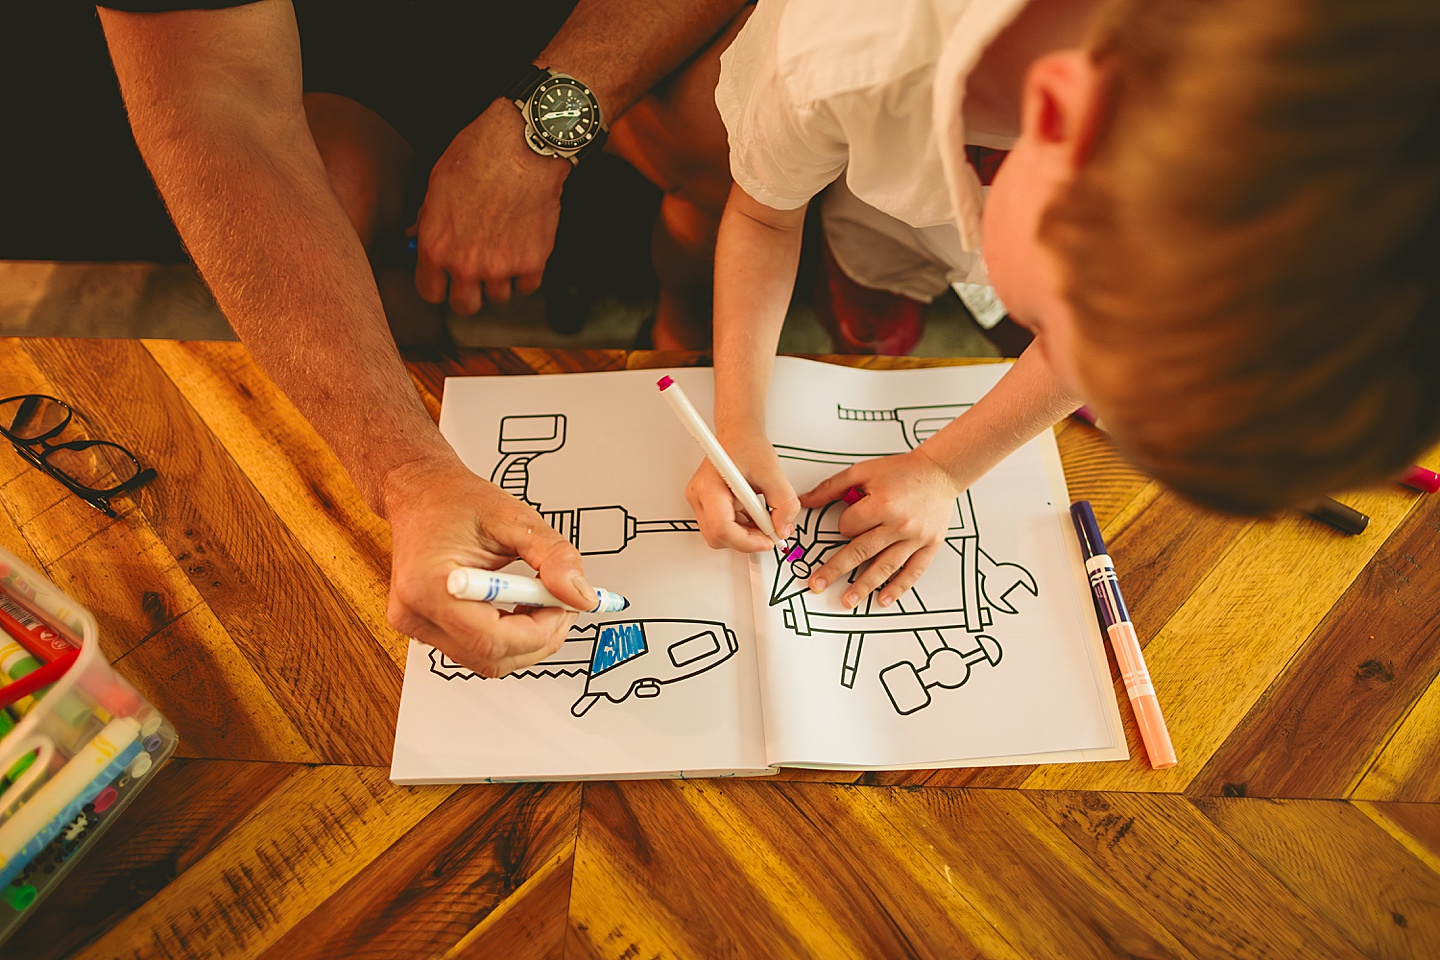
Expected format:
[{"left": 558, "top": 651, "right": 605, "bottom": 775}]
[
  {"left": 606, "top": 8, "right": 753, "bottom": 350},
  {"left": 816, "top": 181, "right": 959, "bottom": 355},
  {"left": 303, "top": 91, "right": 448, "bottom": 347}
]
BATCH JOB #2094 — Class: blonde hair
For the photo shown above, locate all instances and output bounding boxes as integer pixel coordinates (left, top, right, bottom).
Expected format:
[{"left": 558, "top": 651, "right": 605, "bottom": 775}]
[{"left": 1041, "top": 0, "right": 1440, "bottom": 513}]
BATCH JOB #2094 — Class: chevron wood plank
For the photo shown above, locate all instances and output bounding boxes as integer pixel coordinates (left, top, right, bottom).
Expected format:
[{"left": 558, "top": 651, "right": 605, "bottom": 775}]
[
  {"left": 38, "top": 511, "right": 204, "bottom": 661},
  {"left": 1189, "top": 492, "right": 1440, "bottom": 799},
  {"left": 1195, "top": 795, "right": 1440, "bottom": 959},
  {"left": 1359, "top": 802, "right": 1440, "bottom": 878},
  {"left": 0, "top": 340, "right": 1435, "bottom": 958},
  {"left": 0, "top": 343, "right": 63, "bottom": 490},
  {"left": 568, "top": 780, "right": 1012, "bottom": 960},
  {"left": 1029, "top": 791, "right": 1369, "bottom": 959},
  {"left": 1099, "top": 489, "right": 1253, "bottom": 647},
  {"left": 1354, "top": 672, "right": 1440, "bottom": 803},
  {"left": 145, "top": 340, "right": 401, "bottom": 669},
  {"left": 441, "top": 840, "right": 574, "bottom": 960},
  {"left": 862, "top": 787, "right": 1197, "bottom": 960},
  {"left": 1053, "top": 420, "right": 1152, "bottom": 523},
  {"left": 71, "top": 767, "right": 455, "bottom": 960},
  {"left": 0, "top": 511, "right": 42, "bottom": 574},
  {"left": 20, "top": 338, "right": 404, "bottom": 765},
  {"left": 114, "top": 601, "right": 319, "bottom": 763},
  {"left": 6, "top": 759, "right": 296, "bottom": 960},
  {"left": 401, "top": 346, "right": 628, "bottom": 404},
  {"left": 0, "top": 344, "right": 103, "bottom": 536},
  {"left": 1024, "top": 488, "right": 1421, "bottom": 794},
  {"left": 255, "top": 783, "right": 579, "bottom": 960}
]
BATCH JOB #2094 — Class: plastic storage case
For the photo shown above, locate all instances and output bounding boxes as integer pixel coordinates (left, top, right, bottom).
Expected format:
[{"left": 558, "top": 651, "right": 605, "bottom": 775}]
[{"left": 0, "top": 544, "right": 177, "bottom": 945}]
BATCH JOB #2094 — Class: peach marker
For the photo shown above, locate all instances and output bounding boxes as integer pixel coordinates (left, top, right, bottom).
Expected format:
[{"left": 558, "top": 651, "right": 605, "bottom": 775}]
[{"left": 1070, "top": 501, "right": 1177, "bottom": 769}]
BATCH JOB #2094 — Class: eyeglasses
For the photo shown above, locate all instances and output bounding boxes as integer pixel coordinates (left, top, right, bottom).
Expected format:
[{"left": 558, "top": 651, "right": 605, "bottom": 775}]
[{"left": 0, "top": 394, "right": 157, "bottom": 519}]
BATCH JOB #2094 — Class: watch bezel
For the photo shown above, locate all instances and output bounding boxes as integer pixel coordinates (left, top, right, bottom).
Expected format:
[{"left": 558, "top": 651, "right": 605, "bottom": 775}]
[{"left": 526, "top": 74, "right": 602, "bottom": 154}]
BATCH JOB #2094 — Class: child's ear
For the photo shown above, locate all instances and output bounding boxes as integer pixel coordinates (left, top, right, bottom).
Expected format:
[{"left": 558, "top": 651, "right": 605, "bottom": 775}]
[{"left": 1022, "top": 50, "right": 1108, "bottom": 171}]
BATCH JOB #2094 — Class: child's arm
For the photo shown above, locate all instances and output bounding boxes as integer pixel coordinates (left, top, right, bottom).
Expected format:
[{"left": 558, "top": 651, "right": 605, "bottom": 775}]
[
  {"left": 685, "top": 184, "right": 807, "bottom": 552},
  {"left": 799, "top": 344, "right": 1079, "bottom": 607}
]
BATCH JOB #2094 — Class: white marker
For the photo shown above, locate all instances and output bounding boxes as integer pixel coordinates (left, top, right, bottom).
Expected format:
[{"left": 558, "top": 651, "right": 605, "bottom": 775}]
[
  {"left": 446, "top": 568, "right": 629, "bottom": 613},
  {"left": 657, "top": 375, "right": 786, "bottom": 547},
  {"left": 0, "top": 718, "right": 142, "bottom": 881}
]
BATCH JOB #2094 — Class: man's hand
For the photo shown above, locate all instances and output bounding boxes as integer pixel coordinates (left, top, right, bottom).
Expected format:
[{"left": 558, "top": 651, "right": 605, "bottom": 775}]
[
  {"left": 798, "top": 449, "right": 965, "bottom": 610},
  {"left": 413, "top": 100, "right": 569, "bottom": 315},
  {"left": 383, "top": 455, "right": 598, "bottom": 678}
]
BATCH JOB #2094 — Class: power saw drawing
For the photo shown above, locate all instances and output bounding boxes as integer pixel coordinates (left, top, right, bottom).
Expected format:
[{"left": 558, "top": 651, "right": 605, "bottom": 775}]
[
  {"left": 773, "top": 403, "right": 1038, "bottom": 716},
  {"left": 430, "top": 619, "right": 739, "bottom": 717}
]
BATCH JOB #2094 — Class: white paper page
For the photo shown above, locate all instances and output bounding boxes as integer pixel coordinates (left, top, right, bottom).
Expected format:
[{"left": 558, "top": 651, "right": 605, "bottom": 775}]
[
  {"left": 391, "top": 369, "right": 769, "bottom": 783},
  {"left": 752, "top": 358, "right": 1126, "bottom": 770}
]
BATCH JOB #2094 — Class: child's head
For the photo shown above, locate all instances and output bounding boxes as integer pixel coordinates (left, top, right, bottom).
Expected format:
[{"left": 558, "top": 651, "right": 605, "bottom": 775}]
[{"left": 986, "top": 0, "right": 1440, "bottom": 514}]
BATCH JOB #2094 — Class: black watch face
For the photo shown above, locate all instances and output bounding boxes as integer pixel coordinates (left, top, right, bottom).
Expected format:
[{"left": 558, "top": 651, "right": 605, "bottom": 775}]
[{"left": 529, "top": 77, "right": 599, "bottom": 151}]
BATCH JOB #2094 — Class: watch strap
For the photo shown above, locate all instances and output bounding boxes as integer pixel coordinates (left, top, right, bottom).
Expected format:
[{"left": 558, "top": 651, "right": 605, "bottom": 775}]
[
  {"left": 501, "top": 64, "right": 551, "bottom": 104},
  {"left": 572, "top": 123, "right": 609, "bottom": 163}
]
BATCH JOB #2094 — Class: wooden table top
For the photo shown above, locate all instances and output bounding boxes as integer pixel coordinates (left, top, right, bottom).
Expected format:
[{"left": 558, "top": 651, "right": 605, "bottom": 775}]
[{"left": 1, "top": 337, "right": 1438, "bottom": 960}]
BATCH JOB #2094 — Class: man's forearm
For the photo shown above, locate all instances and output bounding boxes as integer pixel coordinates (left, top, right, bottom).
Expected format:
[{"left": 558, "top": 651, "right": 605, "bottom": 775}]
[
  {"left": 155, "top": 123, "right": 452, "bottom": 513},
  {"left": 535, "top": 0, "right": 749, "bottom": 119},
  {"left": 100, "top": 5, "right": 453, "bottom": 515}
]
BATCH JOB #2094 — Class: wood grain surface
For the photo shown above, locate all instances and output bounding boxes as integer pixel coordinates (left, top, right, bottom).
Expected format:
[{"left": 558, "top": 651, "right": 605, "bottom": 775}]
[{"left": 0, "top": 338, "right": 1436, "bottom": 959}]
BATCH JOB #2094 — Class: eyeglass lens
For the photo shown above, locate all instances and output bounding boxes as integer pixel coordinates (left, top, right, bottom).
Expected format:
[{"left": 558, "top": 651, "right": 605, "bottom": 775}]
[
  {"left": 44, "top": 443, "right": 142, "bottom": 492},
  {"left": 0, "top": 395, "right": 68, "bottom": 441},
  {"left": 0, "top": 396, "right": 143, "bottom": 492}
]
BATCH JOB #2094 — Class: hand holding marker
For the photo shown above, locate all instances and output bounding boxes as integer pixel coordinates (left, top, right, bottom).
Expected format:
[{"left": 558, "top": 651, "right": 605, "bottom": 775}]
[
  {"left": 447, "top": 568, "right": 629, "bottom": 613},
  {"left": 657, "top": 376, "right": 788, "bottom": 548}
]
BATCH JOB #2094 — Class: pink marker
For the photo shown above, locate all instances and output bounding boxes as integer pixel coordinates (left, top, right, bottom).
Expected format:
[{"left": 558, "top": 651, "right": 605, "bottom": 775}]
[
  {"left": 657, "top": 376, "right": 786, "bottom": 547},
  {"left": 842, "top": 486, "right": 864, "bottom": 505},
  {"left": 1071, "top": 405, "right": 1103, "bottom": 430},
  {"left": 1400, "top": 465, "right": 1440, "bottom": 494},
  {"left": 1070, "top": 500, "right": 1176, "bottom": 769}
]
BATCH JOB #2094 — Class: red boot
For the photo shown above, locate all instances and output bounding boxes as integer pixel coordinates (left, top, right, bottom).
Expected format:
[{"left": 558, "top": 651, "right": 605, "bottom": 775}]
[{"left": 811, "top": 236, "right": 927, "bottom": 356}]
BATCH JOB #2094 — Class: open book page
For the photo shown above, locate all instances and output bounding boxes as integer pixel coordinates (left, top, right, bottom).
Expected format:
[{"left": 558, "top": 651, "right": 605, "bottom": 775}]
[
  {"left": 751, "top": 359, "right": 1127, "bottom": 770},
  {"left": 390, "top": 369, "right": 769, "bottom": 783}
]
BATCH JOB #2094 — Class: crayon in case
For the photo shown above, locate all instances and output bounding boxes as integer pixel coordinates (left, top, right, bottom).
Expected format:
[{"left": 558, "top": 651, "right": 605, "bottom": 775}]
[{"left": 0, "top": 544, "right": 177, "bottom": 945}]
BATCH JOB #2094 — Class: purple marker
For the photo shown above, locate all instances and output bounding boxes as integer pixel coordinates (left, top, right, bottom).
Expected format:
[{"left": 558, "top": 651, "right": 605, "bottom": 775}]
[{"left": 1070, "top": 500, "right": 1176, "bottom": 769}]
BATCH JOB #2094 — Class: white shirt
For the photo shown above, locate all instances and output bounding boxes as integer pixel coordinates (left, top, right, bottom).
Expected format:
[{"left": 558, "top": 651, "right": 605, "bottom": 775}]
[{"left": 716, "top": 0, "right": 1030, "bottom": 252}]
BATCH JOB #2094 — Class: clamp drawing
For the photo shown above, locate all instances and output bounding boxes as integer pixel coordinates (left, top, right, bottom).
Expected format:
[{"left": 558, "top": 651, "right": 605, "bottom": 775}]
[{"left": 772, "top": 403, "right": 1037, "bottom": 715}]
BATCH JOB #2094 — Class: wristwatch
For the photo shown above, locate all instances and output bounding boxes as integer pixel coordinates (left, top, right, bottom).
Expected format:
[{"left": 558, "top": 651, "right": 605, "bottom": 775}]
[{"left": 502, "top": 64, "right": 608, "bottom": 166}]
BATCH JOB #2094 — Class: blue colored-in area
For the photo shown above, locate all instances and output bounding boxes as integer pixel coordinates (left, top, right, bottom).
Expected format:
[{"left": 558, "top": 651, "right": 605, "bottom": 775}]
[{"left": 591, "top": 622, "right": 648, "bottom": 675}]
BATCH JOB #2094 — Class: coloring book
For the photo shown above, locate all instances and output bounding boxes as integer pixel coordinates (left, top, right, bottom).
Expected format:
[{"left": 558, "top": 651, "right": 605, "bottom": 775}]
[{"left": 390, "top": 359, "right": 1127, "bottom": 783}]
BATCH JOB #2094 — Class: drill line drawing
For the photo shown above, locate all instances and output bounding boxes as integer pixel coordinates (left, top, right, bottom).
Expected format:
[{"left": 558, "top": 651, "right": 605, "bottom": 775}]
[
  {"left": 492, "top": 414, "right": 700, "bottom": 554},
  {"left": 771, "top": 403, "right": 1037, "bottom": 715},
  {"left": 429, "top": 618, "right": 739, "bottom": 717}
]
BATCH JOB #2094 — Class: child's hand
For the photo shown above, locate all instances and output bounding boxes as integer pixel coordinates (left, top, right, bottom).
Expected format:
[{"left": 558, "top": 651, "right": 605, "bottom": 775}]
[
  {"left": 799, "top": 448, "right": 962, "bottom": 608},
  {"left": 685, "top": 435, "right": 800, "bottom": 553}
]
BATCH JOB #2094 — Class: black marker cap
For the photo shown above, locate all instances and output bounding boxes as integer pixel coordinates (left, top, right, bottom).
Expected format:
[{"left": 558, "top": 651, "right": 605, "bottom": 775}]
[
  {"left": 1069, "top": 500, "right": 1108, "bottom": 559},
  {"left": 1305, "top": 496, "right": 1370, "bottom": 536}
]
